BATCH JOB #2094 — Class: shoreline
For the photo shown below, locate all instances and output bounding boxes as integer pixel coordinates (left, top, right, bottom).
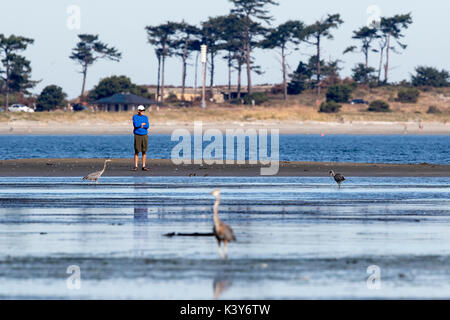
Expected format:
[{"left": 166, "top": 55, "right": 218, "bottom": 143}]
[
  {"left": 0, "top": 158, "right": 449, "bottom": 177},
  {"left": 0, "top": 120, "right": 449, "bottom": 135}
]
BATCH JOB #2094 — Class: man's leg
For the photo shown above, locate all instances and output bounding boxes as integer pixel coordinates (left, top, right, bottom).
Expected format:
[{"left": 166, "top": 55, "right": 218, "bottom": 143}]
[
  {"left": 134, "top": 152, "right": 139, "bottom": 168},
  {"left": 142, "top": 135, "right": 149, "bottom": 170},
  {"left": 142, "top": 152, "right": 147, "bottom": 168},
  {"left": 134, "top": 135, "right": 140, "bottom": 169}
]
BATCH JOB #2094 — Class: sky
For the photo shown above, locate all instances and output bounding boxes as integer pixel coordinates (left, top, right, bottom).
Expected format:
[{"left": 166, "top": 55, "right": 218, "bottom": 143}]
[{"left": 1, "top": 0, "right": 449, "bottom": 99}]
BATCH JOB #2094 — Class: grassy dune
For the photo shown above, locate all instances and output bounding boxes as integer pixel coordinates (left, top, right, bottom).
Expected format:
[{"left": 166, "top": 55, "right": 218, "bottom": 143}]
[{"left": 0, "top": 87, "right": 449, "bottom": 124}]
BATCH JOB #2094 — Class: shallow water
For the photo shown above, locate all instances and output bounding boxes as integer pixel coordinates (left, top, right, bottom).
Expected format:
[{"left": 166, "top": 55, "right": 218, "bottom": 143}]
[
  {"left": 0, "top": 176, "right": 450, "bottom": 299},
  {"left": 1, "top": 134, "right": 449, "bottom": 164}
]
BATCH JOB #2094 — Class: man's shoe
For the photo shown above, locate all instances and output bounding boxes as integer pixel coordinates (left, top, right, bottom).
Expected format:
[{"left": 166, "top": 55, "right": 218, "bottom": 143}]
[
  {"left": 132, "top": 167, "right": 138, "bottom": 171},
  {"left": 142, "top": 167, "right": 150, "bottom": 171}
]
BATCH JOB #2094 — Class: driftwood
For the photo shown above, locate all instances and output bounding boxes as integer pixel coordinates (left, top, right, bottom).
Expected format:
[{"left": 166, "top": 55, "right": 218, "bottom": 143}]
[{"left": 163, "top": 232, "right": 214, "bottom": 238}]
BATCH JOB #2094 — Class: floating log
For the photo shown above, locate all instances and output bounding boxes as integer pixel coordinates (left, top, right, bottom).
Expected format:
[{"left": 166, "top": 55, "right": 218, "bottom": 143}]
[{"left": 163, "top": 232, "right": 214, "bottom": 238}]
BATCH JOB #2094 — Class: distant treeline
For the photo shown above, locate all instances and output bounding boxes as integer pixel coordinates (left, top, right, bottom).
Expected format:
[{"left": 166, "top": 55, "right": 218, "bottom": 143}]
[{"left": 1, "top": 0, "right": 449, "bottom": 111}]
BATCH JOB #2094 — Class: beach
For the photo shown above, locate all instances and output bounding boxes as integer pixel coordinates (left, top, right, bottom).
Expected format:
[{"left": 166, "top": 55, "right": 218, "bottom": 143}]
[
  {"left": 1, "top": 137, "right": 450, "bottom": 299},
  {"left": 1, "top": 158, "right": 449, "bottom": 177},
  {"left": 1, "top": 113, "right": 449, "bottom": 300},
  {"left": 1, "top": 120, "right": 449, "bottom": 135}
]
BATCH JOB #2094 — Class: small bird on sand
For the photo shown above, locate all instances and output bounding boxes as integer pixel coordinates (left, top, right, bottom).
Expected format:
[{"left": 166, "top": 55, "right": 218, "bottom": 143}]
[
  {"left": 82, "top": 159, "right": 112, "bottom": 184},
  {"left": 211, "top": 189, "right": 236, "bottom": 259},
  {"left": 329, "top": 170, "right": 346, "bottom": 188}
]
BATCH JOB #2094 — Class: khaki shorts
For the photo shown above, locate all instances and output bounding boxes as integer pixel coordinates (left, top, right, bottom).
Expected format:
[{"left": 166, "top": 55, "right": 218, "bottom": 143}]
[{"left": 134, "top": 134, "right": 148, "bottom": 153}]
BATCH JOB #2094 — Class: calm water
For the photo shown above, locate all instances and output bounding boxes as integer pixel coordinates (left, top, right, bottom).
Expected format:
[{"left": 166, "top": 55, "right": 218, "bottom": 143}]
[
  {"left": 0, "top": 134, "right": 449, "bottom": 164},
  {"left": 0, "top": 176, "right": 449, "bottom": 299}
]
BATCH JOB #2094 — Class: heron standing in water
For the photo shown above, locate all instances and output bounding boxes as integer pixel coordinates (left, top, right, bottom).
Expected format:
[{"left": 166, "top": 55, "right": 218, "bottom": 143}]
[
  {"left": 82, "top": 159, "right": 112, "bottom": 184},
  {"left": 211, "top": 189, "right": 236, "bottom": 259},
  {"left": 329, "top": 170, "right": 346, "bottom": 188}
]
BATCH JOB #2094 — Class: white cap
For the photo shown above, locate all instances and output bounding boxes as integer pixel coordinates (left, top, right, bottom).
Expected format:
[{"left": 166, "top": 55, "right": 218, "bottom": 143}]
[{"left": 137, "top": 105, "right": 145, "bottom": 111}]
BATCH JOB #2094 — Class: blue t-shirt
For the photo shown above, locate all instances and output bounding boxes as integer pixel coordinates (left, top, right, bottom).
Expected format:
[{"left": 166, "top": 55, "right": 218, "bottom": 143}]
[{"left": 133, "top": 114, "right": 149, "bottom": 135}]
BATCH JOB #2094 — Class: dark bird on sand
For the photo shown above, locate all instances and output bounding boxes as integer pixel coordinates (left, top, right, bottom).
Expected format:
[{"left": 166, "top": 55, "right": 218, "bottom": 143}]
[
  {"left": 329, "top": 170, "right": 346, "bottom": 188},
  {"left": 211, "top": 189, "right": 236, "bottom": 259}
]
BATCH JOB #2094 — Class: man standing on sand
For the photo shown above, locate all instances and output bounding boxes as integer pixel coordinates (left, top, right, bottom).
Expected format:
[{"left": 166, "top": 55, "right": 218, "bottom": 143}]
[{"left": 132, "top": 105, "right": 150, "bottom": 171}]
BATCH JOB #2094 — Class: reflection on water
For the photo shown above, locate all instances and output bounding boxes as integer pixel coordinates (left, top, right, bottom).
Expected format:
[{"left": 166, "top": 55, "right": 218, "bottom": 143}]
[
  {"left": 134, "top": 208, "right": 148, "bottom": 220},
  {"left": 0, "top": 176, "right": 449, "bottom": 299},
  {"left": 213, "top": 275, "right": 233, "bottom": 300},
  {"left": 133, "top": 182, "right": 149, "bottom": 256}
]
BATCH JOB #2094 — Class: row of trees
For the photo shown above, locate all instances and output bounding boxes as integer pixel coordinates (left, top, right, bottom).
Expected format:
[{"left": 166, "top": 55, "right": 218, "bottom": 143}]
[
  {"left": 145, "top": 1, "right": 415, "bottom": 102},
  {"left": 1, "top": 0, "right": 449, "bottom": 111},
  {"left": 344, "top": 14, "right": 413, "bottom": 85},
  {"left": 146, "top": 0, "right": 341, "bottom": 101},
  {"left": 0, "top": 33, "right": 123, "bottom": 110},
  {"left": 31, "top": 65, "right": 450, "bottom": 111}
]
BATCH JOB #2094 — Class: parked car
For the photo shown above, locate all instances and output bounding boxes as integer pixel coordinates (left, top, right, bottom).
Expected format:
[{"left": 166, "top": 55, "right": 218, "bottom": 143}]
[
  {"left": 23, "top": 106, "right": 35, "bottom": 112},
  {"left": 350, "top": 99, "right": 369, "bottom": 105},
  {"left": 8, "top": 104, "right": 34, "bottom": 112},
  {"left": 72, "top": 104, "right": 88, "bottom": 112},
  {"left": 8, "top": 104, "right": 23, "bottom": 112}
]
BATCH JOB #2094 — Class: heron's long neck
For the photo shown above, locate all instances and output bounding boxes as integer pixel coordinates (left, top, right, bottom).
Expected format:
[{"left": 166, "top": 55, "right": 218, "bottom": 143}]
[
  {"left": 101, "top": 161, "right": 108, "bottom": 174},
  {"left": 213, "top": 196, "right": 221, "bottom": 227}
]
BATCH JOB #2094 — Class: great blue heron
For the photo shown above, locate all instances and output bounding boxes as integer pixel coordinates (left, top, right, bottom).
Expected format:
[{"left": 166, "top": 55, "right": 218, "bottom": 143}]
[
  {"left": 329, "top": 170, "right": 345, "bottom": 188},
  {"left": 211, "top": 189, "right": 236, "bottom": 259},
  {"left": 82, "top": 159, "right": 112, "bottom": 184}
]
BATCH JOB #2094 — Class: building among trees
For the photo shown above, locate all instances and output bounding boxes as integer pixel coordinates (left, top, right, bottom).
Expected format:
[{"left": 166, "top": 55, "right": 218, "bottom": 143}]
[{"left": 94, "top": 92, "right": 156, "bottom": 112}]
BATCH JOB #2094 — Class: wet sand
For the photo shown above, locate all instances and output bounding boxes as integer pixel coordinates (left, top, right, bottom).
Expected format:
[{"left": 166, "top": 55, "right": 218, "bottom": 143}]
[
  {"left": 1, "top": 176, "right": 450, "bottom": 299},
  {"left": 0, "top": 158, "right": 449, "bottom": 177}
]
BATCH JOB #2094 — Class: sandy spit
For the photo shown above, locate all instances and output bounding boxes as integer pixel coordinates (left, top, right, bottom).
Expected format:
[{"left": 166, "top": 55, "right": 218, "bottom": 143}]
[{"left": 0, "top": 158, "right": 449, "bottom": 177}]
